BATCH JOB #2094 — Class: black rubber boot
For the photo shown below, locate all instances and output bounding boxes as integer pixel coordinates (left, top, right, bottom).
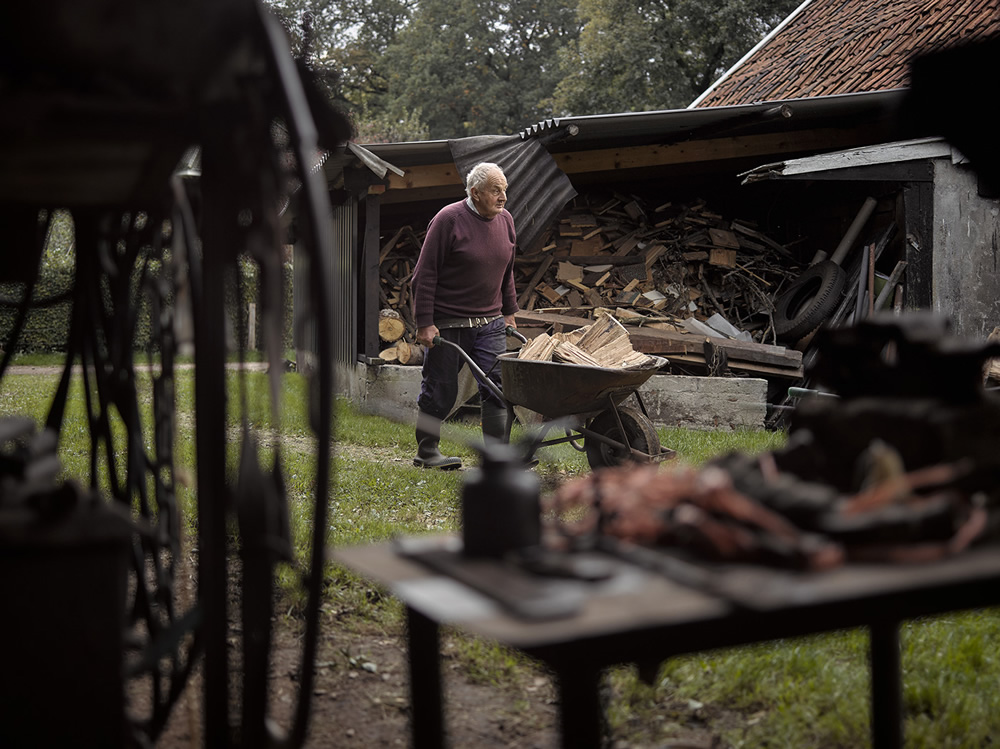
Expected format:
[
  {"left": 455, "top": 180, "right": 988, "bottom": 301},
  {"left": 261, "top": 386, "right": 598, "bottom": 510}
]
[
  {"left": 481, "top": 400, "right": 538, "bottom": 467},
  {"left": 480, "top": 399, "right": 508, "bottom": 443},
  {"left": 413, "top": 428, "right": 462, "bottom": 470}
]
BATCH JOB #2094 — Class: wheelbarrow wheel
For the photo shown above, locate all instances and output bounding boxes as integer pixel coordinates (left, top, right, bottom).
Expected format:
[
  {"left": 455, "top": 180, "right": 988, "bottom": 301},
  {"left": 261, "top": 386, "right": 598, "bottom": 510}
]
[{"left": 585, "top": 406, "right": 660, "bottom": 469}]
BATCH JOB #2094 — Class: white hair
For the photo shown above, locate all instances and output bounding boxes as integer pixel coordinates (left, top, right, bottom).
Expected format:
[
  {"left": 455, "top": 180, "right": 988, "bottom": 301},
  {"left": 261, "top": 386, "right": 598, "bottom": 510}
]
[{"left": 465, "top": 162, "right": 505, "bottom": 198}]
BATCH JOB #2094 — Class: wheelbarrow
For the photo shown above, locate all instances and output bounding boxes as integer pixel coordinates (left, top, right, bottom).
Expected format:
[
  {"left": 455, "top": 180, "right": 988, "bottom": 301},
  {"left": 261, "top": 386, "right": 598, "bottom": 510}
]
[{"left": 433, "top": 328, "right": 675, "bottom": 469}]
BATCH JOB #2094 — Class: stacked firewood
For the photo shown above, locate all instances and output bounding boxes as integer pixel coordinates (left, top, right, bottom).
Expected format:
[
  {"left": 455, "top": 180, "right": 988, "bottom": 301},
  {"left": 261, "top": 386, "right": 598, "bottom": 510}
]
[
  {"left": 376, "top": 193, "right": 802, "bottom": 353},
  {"left": 377, "top": 226, "right": 422, "bottom": 363},
  {"left": 377, "top": 308, "right": 424, "bottom": 365},
  {"left": 517, "top": 193, "right": 798, "bottom": 337},
  {"left": 517, "top": 310, "right": 656, "bottom": 370}
]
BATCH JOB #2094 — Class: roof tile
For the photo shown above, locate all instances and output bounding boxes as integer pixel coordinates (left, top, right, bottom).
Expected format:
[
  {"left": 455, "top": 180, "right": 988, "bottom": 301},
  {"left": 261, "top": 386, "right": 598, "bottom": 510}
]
[{"left": 695, "top": 0, "right": 1000, "bottom": 107}]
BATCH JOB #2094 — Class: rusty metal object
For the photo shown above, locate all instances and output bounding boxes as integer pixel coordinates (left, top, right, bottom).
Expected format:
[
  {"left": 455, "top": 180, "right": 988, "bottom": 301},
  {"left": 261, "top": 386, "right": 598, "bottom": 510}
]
[{"left": 547, "top": 313, "right": 1000, "bottom": 571}]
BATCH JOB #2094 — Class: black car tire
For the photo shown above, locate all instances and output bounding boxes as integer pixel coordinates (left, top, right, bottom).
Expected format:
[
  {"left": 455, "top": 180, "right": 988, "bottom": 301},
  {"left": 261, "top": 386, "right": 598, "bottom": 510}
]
[{"left": 773, "top": 260, "right": 847, "bottom": 342}]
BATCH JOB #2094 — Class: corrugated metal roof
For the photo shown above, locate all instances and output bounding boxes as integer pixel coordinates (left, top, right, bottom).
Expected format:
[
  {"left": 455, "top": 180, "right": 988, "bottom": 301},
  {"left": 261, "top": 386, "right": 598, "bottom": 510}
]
[
  {"left": 447, "top": 134, "right": 578, "bottom": 254},
  {"left": 362, "top": 89, "right": 908, "bottom": 166},
  {"left": 693, "top": 0, "right": 1000, "bottom": 108}
]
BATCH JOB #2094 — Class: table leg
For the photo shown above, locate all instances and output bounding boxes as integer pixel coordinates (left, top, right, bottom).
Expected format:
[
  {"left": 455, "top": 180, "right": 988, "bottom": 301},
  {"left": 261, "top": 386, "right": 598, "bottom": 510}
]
[
  {"left": 556, "top": 665, "right": 603, "bottom": 749},
  {"left": 869, "top": 620, "right": 902, "bottom": 749},
  {"left": 407, "top": 606, "right": 445, "bottom": 748}
]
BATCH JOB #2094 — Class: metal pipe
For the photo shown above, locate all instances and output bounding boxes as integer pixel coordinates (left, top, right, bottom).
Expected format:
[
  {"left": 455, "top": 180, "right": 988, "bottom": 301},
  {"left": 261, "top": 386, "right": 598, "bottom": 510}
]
[
  {"left": 788, "top": 387, "right": 839, "bottom": 399},
  {"left": 830, "top": 196, "right": 878, "bottom": 267}
]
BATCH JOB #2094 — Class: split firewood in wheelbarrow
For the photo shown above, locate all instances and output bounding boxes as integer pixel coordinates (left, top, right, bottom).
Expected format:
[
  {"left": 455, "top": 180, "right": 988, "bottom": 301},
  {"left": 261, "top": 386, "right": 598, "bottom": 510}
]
[{"left": 517, "top": 310, "right": 658, "bottom": 370}]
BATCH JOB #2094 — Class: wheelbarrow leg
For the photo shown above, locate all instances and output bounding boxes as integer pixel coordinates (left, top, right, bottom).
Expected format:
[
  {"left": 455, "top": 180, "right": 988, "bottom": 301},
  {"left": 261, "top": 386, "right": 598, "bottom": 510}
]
[
  {"left": 608, "top": 395, "right": 635, "bottom": 457},
  {"left": 632, "top": 389, "right": 651, "bottom": 419}
]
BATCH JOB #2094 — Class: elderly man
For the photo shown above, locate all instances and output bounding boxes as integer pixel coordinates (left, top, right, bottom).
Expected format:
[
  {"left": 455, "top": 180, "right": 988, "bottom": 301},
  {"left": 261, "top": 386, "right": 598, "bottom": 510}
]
[{"left": 410, "top": 162, "right": 519, "bottom": 469}]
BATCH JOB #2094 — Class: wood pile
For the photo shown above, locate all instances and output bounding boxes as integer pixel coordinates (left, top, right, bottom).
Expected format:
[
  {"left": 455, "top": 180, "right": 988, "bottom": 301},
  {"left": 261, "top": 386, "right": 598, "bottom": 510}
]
[
  {"left": 374, "top": 192, "right": 807, "bottom": 375},
  {"left": 514, "top": 309, "right": 803, "bottom": 379},
  {"left": 377, "top": 225, "right": 422, "bottom": 334},
  {"left": 377, "top": 306, "right": 422, "bottom": 364},
  {"left": 513, "top": 192, "right": 799, "bottom": 342},
  {"left": 517, "top": 311, "right": 656, "bottom": 370}
]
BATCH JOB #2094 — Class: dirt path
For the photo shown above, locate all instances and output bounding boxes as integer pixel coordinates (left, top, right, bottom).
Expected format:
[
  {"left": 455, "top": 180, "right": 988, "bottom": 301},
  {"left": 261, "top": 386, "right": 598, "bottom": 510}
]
[{"left": 141, "top": 558, "right": 562, "bottom": 749}]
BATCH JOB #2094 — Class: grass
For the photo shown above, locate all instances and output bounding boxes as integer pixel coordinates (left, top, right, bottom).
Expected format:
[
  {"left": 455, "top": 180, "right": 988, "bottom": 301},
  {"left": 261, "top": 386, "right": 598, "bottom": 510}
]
[{"left": 2, "top": 367, "right": 999, "bottom": 747}]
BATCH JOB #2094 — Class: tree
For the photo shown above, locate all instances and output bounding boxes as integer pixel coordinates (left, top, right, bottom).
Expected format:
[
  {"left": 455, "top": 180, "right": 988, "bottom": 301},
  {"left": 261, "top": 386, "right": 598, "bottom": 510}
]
[
  {"left": 550, "top": 0, "right": 800, "bottom": 115},
  {"left": 265, "top": 0, "right": 429, "bottom": 141},
  {"left": 381, "top": 0, "right": 580, "bottom": 139}
]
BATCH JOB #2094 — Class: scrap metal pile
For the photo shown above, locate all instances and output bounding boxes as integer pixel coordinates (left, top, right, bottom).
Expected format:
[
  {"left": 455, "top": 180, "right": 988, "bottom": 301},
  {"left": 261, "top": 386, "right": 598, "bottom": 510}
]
[{"left": 545, "top": 314, "right": 1000, "bottom": 569}]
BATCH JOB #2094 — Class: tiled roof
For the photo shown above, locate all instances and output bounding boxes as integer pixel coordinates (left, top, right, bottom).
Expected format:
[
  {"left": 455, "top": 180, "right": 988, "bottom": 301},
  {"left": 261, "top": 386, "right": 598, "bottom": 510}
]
[{"left": 693, "top": 0, "right": 1000, "bottom": 108}]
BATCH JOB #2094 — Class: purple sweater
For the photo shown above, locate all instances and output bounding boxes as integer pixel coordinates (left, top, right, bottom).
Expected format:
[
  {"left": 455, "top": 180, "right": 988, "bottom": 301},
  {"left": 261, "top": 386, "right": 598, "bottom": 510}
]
[{"left": 411, "top": 200, "right": 519, "bottom": 328}]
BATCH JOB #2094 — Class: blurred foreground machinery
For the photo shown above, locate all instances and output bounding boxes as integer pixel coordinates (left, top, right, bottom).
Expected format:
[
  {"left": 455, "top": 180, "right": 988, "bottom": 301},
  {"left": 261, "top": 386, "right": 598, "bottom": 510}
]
[{"left": 0, "top": 2, "right": 350, "bottom": 746}]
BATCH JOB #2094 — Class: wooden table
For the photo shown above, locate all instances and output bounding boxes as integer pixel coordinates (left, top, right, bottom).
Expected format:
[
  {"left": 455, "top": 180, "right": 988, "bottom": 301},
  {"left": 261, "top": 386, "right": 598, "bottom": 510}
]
[{"left": 333, "top": 535, "right": 1000, "bottom": 748}]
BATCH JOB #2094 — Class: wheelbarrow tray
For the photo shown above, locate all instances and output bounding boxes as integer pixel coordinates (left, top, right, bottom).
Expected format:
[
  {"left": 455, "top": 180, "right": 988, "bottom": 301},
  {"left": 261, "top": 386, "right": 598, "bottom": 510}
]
[{"left": 498, "top": 353, "right": 665, "bottom": 420}]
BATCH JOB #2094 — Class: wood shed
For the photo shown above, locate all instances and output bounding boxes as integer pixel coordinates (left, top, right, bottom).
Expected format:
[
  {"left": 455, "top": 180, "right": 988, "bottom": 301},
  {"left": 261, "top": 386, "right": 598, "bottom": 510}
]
[{"left": 326, "top": 91, "right": 909, "bottom": 386}]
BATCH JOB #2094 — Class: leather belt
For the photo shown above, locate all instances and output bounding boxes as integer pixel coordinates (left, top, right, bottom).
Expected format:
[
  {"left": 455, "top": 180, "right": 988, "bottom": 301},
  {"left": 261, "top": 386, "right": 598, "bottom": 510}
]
[{"left": 435, "top": 315, "right": 502, "bottom": 329}]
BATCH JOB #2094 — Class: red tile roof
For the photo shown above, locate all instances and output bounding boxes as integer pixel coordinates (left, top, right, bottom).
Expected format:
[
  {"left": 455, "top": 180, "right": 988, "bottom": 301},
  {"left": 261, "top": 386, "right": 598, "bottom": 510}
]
[{"left": 693, "top": 0, "right": 1000, "bottom": 107}]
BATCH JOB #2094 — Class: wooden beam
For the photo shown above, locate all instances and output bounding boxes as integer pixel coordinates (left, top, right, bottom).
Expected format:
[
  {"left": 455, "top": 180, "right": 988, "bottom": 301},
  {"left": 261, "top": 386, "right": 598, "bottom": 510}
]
[
  {"left": 386, "top": 162, "right": 463, "bottom": 191},
  {"left": 550, "top": 128, "right": 875, "bottom": 176},
  {"left": 378, "top": 126, "right": 878, "bottom": 200}
]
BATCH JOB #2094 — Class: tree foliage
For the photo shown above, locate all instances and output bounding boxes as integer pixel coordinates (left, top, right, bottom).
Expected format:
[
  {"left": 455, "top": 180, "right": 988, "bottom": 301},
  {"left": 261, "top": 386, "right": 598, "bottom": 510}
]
[
  {"left": 381, "top": 0, "right": 579, "bottom": 139},
  {"left": 265, "top": 0, "right": 800, "bottom": 140},
  {"left": 551, "top": 0, "right": 800, "bottom": 115},
  {"left": 266, "top": 0, "right": 425, "bottom": 140}
]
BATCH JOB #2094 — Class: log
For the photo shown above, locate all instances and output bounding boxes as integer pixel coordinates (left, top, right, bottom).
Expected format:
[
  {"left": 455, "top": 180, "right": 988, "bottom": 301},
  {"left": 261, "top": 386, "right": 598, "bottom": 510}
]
[
  {"left": 395, "top": 341, "right": 425, "bottom": 366},
  {"left": 516, "top": 254, "right": 554, "bottom": 309},
  {"left": 709, "top": 248, "right": 737, "bottom": 268},
  {"left": 380, "top": 346, "right": 399, "bottom": 362},
  {"left": 553, "top": 340, "right": 603, "bottom": 367},
  {"left": 709, "top": 227, "right": 740, "bottom": 249},
  {"left": 378, "top": 308, "right": 406, "bottom": 342},
  {"left": 518, "top": 332, "right": 558, "bottom": 361}
]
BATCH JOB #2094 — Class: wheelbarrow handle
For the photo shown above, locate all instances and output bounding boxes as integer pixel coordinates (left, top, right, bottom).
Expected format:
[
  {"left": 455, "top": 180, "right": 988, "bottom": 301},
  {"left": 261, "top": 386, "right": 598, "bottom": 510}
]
[
  {"left": 506, "top": 326, "right": 528, "bottom": 345},
  {"left": 431, "top": 336, "right": 506, "bottom": 404}
]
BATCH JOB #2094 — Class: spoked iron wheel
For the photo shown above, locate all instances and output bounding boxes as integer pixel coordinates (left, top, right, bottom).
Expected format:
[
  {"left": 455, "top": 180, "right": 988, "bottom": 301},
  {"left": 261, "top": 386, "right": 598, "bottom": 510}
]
[{"left": 584, "top": 405, "right": 661, "bottom": 469}]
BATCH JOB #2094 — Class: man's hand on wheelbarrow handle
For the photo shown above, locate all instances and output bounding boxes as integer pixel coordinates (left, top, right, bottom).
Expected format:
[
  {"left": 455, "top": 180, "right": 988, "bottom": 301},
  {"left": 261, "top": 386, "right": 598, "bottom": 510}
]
[
  {"left": 429, "top": 327, "right": 527, "bottom": 347},
  {"left": 506, "top": 326, "right": 528, "bottom": 344}
]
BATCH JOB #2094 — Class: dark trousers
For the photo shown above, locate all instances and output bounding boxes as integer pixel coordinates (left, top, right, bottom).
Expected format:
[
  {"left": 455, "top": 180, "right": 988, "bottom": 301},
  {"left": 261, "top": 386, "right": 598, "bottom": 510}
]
[{"left": 417, "top": 317, "right": 506, "bottom": 424}]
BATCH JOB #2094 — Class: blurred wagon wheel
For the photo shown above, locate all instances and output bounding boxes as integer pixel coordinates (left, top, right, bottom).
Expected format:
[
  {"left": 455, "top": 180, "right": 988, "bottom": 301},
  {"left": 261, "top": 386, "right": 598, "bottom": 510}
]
[
  {"left": 773, "top": 260, "right": 847, "bottom": 342},
  {"left": 585, "top": 405, "right": 660, "bottom": 469}
]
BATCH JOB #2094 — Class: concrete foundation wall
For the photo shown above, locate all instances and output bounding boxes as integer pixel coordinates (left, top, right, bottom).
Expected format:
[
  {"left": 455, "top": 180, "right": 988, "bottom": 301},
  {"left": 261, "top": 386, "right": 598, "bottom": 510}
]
[
  {"left": 637, "top": 373, "right": 767, "bottom": 431},
  {"left": 338, "top": 363, "right": 768, "bottom": 432}
]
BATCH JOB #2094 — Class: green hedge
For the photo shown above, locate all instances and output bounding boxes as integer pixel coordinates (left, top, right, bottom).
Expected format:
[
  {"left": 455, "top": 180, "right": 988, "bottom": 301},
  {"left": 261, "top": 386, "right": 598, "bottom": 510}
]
[{"left": 0, "top": 258, "right": 294, "bottom": 355}]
